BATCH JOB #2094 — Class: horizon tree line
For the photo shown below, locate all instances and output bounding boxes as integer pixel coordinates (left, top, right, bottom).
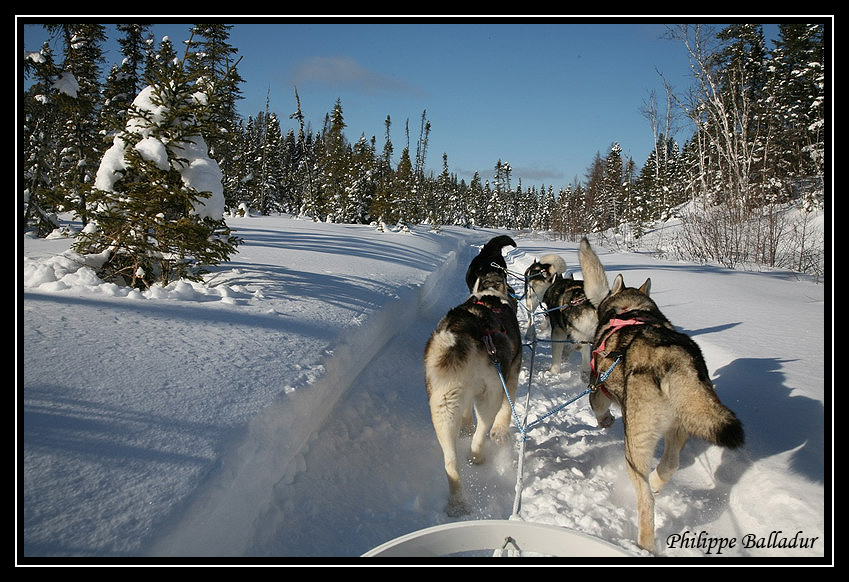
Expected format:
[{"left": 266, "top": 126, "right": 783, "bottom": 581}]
[{"left": 23, "top": 23, "right": 825, "bottom": 279}]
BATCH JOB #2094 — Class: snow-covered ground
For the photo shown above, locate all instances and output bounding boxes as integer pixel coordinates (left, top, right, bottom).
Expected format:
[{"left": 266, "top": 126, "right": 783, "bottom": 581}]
[{"left": 20, "top": 213, "right": 828, "bottom": 563}]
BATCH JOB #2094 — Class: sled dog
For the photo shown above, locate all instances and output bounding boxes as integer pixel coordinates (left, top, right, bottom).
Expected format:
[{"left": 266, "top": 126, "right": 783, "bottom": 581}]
[
  {"left": 541, "top": 275, "right": 597, "bottom": 379},
  {"left": 523, "top": 253, "right": 568, "bottom": 314},
  {"left": 465, "top": 235, "right": 517, "bottom": 292},
  {"left": 578, "top": 237, "right": 745, "bottom": 553},
  {"left": 524, "top": 254, "right": 595, "bottom": 378},
  {"left": 424, "top": 270, "right": 522, "bottom": 516}
]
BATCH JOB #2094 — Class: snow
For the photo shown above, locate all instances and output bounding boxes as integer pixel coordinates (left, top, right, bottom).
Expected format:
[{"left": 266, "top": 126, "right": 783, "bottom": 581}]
[
  {"left": 20, "top": 213, "right": 828, "bottom": 563},
  {"left": 52, "top": 71, "right": 78, "bottom": 98},
  {"left": 94, "top": 85, "right": 225, "bottom": 220}
]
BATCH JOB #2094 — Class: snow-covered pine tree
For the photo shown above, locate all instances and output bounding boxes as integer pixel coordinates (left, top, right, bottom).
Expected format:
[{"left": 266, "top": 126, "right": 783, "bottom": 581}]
[
  {"left": 318, "top": 98, "right": 349, "bottom": 223},
  {"left": 369, "top": 115, "right": 395, "bottom": 225},
  {"left": 23, "top": 41, "right": 64, "bottom": 235},
  {"left": 466, "top": 172, "right": 485, "bottom": 228},
  {"left": 347, "top": 134, "right": 377, "bottom": 224},
  {"left": 769, "top": 23, "right": 825, "bottom": 199},
  {"left": 72, "top": 49, "right": 240, "bottom": 288},
  {"left": 45, "top": 24, "right": 107, "bottom": 227},
  {"left": 185, "top": 24, "right": 245, "bottom": 209},
  {"left": 392, "top": 146, "right": 414, "bottom": 227}
]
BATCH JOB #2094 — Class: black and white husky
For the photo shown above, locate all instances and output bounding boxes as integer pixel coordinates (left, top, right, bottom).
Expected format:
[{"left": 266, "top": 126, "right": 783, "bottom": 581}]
[
  {"left": 523, "top": 253, "right": 567, "bottom": 315},
  {"left": 524, "top": 254, "right": 596, "bottom": 378},
  {"left": 424, "top": 270, "right": 522, "bottom": 516},
  {"left": 541, "top": 275, "right": 597, "bottom": 379}
]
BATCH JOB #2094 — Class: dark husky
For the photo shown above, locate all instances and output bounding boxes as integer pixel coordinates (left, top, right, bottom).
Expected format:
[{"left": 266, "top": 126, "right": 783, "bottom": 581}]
[
  {"left": 524, "top": 254, "right": 596, "bottom": 378},
  {"left": 578, "top": 237, "right": 744, "bottom": 553},
  {"left": 424, "top": 270, "right": 522, "bottom": 516},
  {"left": 541, "top": 275, "right": 596, "bottom": 379},
  {"left": 465, "top": 235, "right": 517, "bottom": 292}
]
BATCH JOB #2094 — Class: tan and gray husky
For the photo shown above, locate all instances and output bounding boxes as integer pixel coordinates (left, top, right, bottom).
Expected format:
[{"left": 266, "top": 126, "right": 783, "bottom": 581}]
[
  {"left": 424, "top": 270, "right": 522, "bottom": 516},
  {"left": 578, "top": 237, "right": 744, "bottom": 553}
]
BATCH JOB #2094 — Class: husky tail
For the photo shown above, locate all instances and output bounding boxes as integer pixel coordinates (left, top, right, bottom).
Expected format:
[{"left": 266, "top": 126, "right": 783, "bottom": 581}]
[
  {"left": 578, "top": 237, "right": 610, "bottom": 308},
  {"left": 425, "top": 328, "right": 469, "bottom": 373},
  {"left": 699, "top": 398, "right": 745, "bottom": 449},
  {"left": 669, "top": 367, "right": 745, "bottom": 449},
  {"left": 482, "top": 234, "right": 517, "bottom": 254}
]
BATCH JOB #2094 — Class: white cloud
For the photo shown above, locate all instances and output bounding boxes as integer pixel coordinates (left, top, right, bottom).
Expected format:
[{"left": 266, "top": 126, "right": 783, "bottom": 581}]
[{"left": 291, "top": 55, "right": 427, "bottom": 97}]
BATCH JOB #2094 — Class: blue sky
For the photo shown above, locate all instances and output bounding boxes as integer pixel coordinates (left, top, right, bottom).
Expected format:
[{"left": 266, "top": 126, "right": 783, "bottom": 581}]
[{"left": 22, "top": 20, "right": 784, "bottom": 192}]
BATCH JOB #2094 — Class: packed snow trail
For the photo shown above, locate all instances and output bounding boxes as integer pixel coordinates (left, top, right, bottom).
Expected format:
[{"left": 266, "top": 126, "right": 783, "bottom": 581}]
[{"left": 242, "top": 241, "right": 521, "bottom": 557}]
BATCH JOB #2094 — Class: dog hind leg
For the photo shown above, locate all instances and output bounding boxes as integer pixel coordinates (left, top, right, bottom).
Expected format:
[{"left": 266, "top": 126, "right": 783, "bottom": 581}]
[
  {"left": 489, "top": 357, "right": 520, "bottom": 444},
  {"left": 470, "top": 380, "right": 506, "bottom": 464},
  {"left": 429, "top": 385, "right": 470, "bottom": 516},
  {"left": 624, "top": 429, "right": 660, "bottom": 553},
  {"left": 622, "top": 376, "right": 668, "bottom": 553},
  {"left": 650, "top": 425, "right": 688, "bottom": 494}
]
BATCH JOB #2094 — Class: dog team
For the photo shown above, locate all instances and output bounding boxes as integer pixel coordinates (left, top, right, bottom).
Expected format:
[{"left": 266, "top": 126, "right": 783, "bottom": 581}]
[{"left": 424, "top": 235, "right": 744, "bottom": 554}]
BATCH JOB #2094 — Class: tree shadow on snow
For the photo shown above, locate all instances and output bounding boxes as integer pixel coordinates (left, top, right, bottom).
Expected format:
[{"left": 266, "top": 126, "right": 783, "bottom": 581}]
[
  {"left": 709, "top": 357, "right": 824, "bottom": 484},
  {"left": 669, "top": 355, "right": 824, "bottom": 535}
]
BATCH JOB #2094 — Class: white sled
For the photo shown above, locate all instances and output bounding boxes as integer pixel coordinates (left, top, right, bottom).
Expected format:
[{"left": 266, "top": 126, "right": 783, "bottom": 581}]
[{"left": 362, "top": 519, "right": 635, "bottom": 557}]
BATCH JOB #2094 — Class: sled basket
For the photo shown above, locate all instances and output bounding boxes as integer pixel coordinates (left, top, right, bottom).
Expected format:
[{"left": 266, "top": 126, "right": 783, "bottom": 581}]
[{"left": 362, "top": 519, "right": 634, "bottom": 557}]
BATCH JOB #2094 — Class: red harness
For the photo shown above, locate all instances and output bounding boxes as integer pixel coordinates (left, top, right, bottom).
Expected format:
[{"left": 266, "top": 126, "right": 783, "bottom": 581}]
[
  {"left": 473, "top": 298, "right": 509, "bottom": 358},
  {"left": 591, "top": 317, "right": 649, "bottom": 394}
]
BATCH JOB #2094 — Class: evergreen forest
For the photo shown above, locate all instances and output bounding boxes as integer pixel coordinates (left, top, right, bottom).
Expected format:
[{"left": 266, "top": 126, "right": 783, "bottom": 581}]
[{"left": 22, "top": 23, "right": 826, "bottom": 283}]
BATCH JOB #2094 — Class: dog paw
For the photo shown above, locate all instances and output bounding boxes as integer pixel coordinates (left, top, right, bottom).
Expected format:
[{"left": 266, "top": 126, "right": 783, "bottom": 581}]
[
  {"left": 649, "top": 469, "right": 666, "bottom": 494},
  {"left": 596, "top": 411, "right": 615, "bottom": 429},
  {"left": 489, "top": 425, "right": 511, "bottom": 445}
]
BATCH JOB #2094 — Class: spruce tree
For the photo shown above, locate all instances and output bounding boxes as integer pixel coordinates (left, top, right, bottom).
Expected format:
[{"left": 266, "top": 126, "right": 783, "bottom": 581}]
[
  {"left": 769, "top": 23, "right": 825, "bottom": 190},
  {"left": 348, "top": 134, "right": 377, "bottom": 224},
  {"left": 99, "top": 24, "right": 151, "bottom": 136},
  {"left": 23, "top": 41, "right": 63, "bottom": 235},
  {"left": 185, "top": 24, "right": 244, "bottom": 156},
  {"left": 369, "top": 115, "right": 395, "bottom": 225},
  {"left": 185, "top": 24, "right": 244, "bottom": 208},
  {"left": 73, "top": 50, "right": 240, "bottom": 288},
  {"left": 393, "top": 146, "right": 414, "bottom": 226},
  {"left": 46, "top": 24, "right": 107, "bottom": 226},
  {"left": 320, "top": 98, "right": 349, "bottom": 222}
]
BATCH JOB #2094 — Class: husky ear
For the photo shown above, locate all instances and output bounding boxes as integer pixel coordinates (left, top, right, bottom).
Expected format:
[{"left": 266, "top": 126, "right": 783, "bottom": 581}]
[
  {"left": 472, "top": 277, "right": 481, "bottom": 294},
  {"left": 639, "top": 278, "right": 651, "bottom": 296},
  {"left": 611, "top": 274, "right": 625, "bottom": 295}
]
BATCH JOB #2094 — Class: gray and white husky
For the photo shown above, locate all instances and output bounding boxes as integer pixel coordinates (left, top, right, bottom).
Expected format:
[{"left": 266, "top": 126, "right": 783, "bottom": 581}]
[
  {"left": 578, "top": 237, "right": 745, "bottom": 553},
  {"left": 524, "top": 254, "right": 596, "bottom": 378},
  {"left": 523, "top": 253, "right": 568, "bottom": 314},
  {"left": 541, "top": 275, "right": 597, "bottom": 379},
  {"left": 424, "top": 270, "right": 522, "bottom": 516}
]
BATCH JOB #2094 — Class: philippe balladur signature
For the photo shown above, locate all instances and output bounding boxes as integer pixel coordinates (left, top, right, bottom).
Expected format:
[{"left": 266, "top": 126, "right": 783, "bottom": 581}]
[{"left": 666, "top": 530, "right": 819, "bottom": 555}]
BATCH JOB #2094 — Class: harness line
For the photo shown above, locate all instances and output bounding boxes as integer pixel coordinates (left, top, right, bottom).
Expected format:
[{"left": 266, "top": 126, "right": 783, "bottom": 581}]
[{"left": 484, "top": 260, "right": 606, "bottom": 521}]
